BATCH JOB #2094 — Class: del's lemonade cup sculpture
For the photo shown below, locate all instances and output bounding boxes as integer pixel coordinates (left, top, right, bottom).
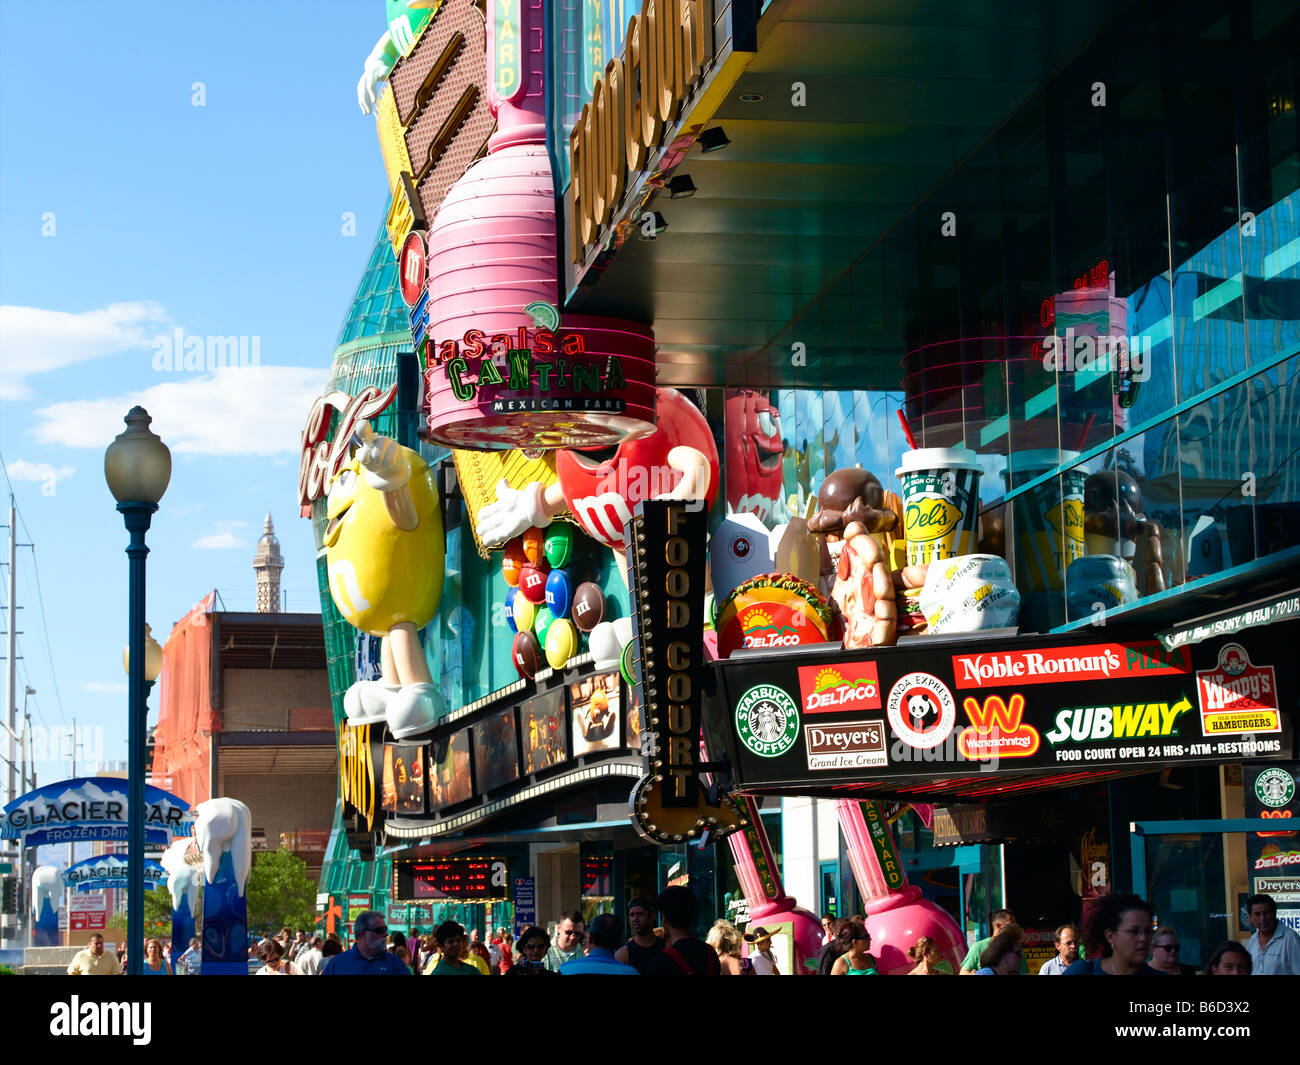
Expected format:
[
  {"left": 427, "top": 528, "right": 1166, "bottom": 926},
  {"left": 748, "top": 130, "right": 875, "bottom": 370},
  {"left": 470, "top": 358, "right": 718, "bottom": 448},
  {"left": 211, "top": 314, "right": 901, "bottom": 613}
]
[
  {"left": 1002, "top": 449, "right": 1087, "bottom": 593},
  {"left": 895, "top": 446, "right": 982, "bottom": 566}
]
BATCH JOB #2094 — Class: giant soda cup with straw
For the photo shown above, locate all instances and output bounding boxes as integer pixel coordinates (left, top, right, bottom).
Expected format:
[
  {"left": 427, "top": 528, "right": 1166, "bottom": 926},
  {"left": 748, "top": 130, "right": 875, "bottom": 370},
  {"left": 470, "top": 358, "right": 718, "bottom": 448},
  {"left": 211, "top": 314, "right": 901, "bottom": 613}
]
[{"left": 895, "top": 446, "right": 983, "bottom": 566}]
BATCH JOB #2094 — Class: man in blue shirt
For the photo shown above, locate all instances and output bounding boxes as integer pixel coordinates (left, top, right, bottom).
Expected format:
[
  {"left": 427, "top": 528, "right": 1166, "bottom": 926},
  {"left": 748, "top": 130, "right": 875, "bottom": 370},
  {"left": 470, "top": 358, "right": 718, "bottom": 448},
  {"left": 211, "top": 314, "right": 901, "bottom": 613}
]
[
  {"left": 320, "top": 911, "right": 412, "bottom": 975},
  {"left": 560, "top": 914, "right": 638, "bottom": 975},
  {"left": 1038, "top": 924, "right": 1079, "bottom": 975}
]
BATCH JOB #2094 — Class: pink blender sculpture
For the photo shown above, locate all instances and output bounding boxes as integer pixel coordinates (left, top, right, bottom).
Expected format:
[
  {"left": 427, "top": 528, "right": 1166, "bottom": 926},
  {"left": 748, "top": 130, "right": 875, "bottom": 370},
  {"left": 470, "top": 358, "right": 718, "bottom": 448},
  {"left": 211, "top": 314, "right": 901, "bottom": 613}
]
[
  {"left": 835, "top": 799, "right": 966, "bottom": 974},
  {"left": 727, "top": 795, "right": 824, "bottom": 973}
]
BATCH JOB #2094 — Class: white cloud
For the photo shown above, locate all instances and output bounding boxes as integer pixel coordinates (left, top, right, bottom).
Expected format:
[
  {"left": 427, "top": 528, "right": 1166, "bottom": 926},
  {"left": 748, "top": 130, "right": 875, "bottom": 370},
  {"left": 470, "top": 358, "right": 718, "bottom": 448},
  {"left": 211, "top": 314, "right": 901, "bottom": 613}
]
[
  {"left": 6, "top": 459, "right": 75, "bottom": 483},
  {"left": 82, "top": 681, "right": 128, "bottom": 694},
  {"left": 193, "top": 520, "right": 251, "bottom": 550},
  {"left": 193, "top": 534, "right": 249, "bottom": 549},
  {"left": 30, "top": 365, "right": 327, "bottom": 456},
  {"left": 0, "top": 302, "right": 168, "bottom": 400}
]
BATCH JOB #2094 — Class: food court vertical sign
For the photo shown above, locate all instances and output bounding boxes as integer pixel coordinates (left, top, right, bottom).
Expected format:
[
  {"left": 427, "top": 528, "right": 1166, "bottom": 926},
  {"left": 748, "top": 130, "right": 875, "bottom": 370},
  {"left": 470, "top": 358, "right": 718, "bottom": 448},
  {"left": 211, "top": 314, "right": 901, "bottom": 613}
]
[
  {"left": 630, "top": 500, "right": 707, "bottom": 809},
  {"left": 627, "top": 499, "right": 743, "bottom": 844}
]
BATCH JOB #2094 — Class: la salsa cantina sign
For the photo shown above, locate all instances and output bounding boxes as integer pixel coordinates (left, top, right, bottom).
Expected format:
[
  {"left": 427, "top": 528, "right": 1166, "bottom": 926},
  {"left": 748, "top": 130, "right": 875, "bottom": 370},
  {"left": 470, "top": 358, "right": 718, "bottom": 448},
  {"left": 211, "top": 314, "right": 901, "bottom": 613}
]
[
  {"left": 423, "top": 307, "right": 658, "bottom": 450},
  {"left": 427, "top": 327, "right": 629, "bottom": 411}
]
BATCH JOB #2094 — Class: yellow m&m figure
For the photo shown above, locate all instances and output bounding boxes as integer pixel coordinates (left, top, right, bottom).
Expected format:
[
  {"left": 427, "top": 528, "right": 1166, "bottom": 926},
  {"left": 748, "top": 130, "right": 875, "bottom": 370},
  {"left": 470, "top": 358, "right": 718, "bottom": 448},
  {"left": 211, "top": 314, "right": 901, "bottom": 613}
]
[{"left": 325, "top": 421, "right": 444, "bottom": 738}]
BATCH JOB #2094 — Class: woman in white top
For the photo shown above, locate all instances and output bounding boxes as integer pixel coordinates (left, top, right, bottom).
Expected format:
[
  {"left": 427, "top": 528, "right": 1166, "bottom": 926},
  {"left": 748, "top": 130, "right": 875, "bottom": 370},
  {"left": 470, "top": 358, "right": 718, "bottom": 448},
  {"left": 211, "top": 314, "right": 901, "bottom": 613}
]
[{"left": 254, "top": 939, "right": 297, "bottom": 975}]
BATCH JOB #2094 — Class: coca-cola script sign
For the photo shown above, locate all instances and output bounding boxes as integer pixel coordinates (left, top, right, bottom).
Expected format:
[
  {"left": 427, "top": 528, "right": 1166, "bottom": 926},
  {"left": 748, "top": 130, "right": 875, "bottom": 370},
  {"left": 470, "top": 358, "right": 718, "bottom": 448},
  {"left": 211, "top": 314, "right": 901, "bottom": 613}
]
[{"left": 298, "top": 385, "right": 398, "bottom": 512}]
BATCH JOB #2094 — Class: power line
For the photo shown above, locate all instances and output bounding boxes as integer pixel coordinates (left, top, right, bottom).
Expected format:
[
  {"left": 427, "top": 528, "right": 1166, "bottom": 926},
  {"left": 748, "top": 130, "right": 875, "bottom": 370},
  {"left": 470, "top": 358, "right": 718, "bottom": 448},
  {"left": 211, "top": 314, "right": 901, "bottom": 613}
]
[
  {"left": 17, "top": 537, "right": 68, "bottom": 729},
  {"left": 0, "top": 450, "right": 69, "bottom": 729}
]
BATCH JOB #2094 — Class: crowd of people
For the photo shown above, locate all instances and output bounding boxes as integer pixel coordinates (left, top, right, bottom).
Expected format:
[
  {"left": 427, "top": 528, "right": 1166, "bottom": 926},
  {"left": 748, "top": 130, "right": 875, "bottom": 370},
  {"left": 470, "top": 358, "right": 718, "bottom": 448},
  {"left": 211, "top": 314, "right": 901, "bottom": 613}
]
[
  {"left": 61, "top": 889, "right": 1298, "bottom": 976},
  {"left": 922, "top": 892, "right": 1298, "bottom": 977}
]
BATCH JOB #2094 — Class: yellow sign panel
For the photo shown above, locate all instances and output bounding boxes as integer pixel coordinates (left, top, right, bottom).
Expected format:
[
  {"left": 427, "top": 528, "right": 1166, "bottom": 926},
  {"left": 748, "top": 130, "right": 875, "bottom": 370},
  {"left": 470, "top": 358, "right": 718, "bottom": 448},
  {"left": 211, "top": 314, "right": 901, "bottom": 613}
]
[
  {"left": 339, "top": 723, "right": 376, "bottom": 830},
  {"left": 452, "top": 447, "right": 563, "bottom": 558}
]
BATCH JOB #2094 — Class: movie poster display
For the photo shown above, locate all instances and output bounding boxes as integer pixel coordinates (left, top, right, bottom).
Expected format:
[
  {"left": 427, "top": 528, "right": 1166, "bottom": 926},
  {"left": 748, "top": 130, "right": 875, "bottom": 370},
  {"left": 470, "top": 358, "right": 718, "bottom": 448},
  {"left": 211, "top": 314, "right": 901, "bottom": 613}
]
[
  {"left": 521, "top": 688, "right": 568, "bottom": 774},
  {"left": 474, "top": 708, "right": 521, "bottom": 793},
  {"left": 381, "top": 743, "right": 427, "bottom": 814},
  {"left": 626, "top": 692, "right": 642, "bottom": 751},
  {"left": 429, "top": 730, "right": 473, "bottom": 811},
  {"left": 572, "top": 672, "right": 621, "bottom": 756}
]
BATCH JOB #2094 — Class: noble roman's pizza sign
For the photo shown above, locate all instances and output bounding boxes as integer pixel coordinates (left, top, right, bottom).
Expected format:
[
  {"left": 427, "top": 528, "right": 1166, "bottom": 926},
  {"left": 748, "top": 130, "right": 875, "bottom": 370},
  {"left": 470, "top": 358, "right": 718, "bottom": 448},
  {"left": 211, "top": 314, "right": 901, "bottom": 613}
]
[
  {"left": 950, "top": 642, "right": 1190, "bottom": 688},
  {"left": 710, "top": 629, "right": 1294, "bottom": 795}
]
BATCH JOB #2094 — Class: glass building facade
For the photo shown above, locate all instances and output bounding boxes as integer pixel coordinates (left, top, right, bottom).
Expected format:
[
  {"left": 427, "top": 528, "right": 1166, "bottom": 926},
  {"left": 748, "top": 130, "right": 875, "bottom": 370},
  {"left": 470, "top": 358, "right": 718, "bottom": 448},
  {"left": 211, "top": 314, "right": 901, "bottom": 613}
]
[{"left": 721, "top": 0, "right": 1300, "bottom": 636}]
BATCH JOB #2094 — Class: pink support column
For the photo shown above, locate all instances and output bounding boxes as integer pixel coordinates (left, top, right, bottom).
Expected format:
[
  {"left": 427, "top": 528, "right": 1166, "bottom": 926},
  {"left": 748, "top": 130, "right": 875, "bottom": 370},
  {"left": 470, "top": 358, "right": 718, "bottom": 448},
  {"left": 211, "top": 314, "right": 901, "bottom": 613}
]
[
  {"left": 834, "top": 799, "right": 966, "bottom": 974},
  {"left": 726, "top": 795, "right": 823, "bottom": 973}
]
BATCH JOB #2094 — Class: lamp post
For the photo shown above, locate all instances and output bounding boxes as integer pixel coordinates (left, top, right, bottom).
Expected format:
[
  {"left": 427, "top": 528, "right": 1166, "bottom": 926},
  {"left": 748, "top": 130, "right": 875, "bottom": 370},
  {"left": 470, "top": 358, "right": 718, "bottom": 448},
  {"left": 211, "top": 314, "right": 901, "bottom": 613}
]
[{"left": 104, "top": 407, "right": 170, "bottom": 976}]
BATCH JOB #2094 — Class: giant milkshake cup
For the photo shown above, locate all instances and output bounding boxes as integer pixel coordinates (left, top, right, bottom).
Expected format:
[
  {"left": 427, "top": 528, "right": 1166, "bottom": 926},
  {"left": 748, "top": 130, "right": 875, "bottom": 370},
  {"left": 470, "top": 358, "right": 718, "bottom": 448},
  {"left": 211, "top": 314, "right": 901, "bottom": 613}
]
[{"left": 895, "top": 447, "right": 982, "bottom": 565}]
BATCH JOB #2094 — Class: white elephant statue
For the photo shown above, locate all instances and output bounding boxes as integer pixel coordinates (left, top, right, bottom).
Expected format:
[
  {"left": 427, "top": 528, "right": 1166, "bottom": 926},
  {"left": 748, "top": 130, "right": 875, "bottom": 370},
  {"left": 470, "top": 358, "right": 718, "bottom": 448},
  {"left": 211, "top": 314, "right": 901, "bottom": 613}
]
[
  {"left": 193, "top": 797, "right": 252, "bottom": 898},
  {"left": 32, "top": 865, "right": 64, "bottom": 914},
  {"left": 160, "top": 837, "right": 201, "bottom": 914}
]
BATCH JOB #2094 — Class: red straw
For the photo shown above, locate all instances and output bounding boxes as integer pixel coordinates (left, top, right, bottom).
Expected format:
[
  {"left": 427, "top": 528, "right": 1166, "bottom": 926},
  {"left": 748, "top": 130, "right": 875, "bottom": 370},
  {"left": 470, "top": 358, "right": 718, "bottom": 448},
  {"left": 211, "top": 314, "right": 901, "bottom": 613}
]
[
  {"left": 896, "top": 409, "right": 918, "bottom": 451},
  {"left": 1076, "top": 413, "right": 1095, "bottom": 452}
]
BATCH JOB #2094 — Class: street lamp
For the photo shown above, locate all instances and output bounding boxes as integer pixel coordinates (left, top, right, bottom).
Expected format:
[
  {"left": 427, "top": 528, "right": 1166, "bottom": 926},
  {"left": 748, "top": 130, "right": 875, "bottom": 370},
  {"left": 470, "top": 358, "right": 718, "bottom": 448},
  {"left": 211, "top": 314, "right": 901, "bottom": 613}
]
[
  {"left": 104, "top": 406, "right": 170, "bottom": 976},
  {"left": 122, "top": 625, "right": 164, "bottom": 688}
]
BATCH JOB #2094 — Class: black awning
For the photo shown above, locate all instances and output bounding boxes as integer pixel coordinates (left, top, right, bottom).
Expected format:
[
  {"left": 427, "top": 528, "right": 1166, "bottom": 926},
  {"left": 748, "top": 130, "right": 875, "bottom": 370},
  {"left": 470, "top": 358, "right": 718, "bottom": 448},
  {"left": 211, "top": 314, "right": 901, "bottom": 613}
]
[
  {"left": 707, "top": 620, "right": 1296, "bottom": 803},
  {"left": 1158, "top": 588, "right": 1300, "bottom": 651}
]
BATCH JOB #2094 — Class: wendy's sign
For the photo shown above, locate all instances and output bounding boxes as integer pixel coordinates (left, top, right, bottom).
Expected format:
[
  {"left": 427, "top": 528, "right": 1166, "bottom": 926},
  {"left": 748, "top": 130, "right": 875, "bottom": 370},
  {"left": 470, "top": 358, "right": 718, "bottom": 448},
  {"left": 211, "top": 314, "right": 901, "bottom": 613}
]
[{"left": 424, "top": 311, "right": 657, "bottom": 451}]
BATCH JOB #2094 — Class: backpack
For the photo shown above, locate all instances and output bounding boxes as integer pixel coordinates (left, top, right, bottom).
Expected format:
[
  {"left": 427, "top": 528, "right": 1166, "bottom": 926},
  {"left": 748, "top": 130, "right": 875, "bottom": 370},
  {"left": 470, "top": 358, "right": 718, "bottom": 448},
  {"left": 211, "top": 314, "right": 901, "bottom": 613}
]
[{"left": 662, "top": 944, "right": 721, "bottom": 976}]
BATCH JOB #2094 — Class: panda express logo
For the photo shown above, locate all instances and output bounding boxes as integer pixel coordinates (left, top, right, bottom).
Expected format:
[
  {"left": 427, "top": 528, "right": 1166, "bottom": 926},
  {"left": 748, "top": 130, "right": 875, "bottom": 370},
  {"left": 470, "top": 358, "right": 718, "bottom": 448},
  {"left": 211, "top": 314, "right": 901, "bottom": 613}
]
[
  {"left": 886, "top": 672, "right": 957, "bottom": 750},
  {"left": 798, "top": 662, "right": 881, "bottom": 715}
]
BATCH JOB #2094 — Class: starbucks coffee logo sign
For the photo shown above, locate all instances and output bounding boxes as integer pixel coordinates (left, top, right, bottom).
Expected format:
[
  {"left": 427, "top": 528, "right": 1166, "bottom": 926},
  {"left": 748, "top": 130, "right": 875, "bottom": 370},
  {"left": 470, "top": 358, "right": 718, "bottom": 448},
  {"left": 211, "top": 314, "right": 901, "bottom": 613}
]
[
  {"left": 736, "top": 684, "right": 800, "bottom": 758},
  {"left": 1255, "top": 768, "right": 1295, "bottom": 809}
]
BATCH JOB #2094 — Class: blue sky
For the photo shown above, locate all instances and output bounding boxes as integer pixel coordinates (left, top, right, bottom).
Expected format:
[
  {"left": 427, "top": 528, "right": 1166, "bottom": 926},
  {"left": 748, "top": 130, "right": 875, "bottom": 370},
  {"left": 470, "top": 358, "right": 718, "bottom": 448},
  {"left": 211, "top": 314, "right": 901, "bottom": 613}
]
[{"left": 1, "top": 2, "right": 394, "bottom": 792}]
